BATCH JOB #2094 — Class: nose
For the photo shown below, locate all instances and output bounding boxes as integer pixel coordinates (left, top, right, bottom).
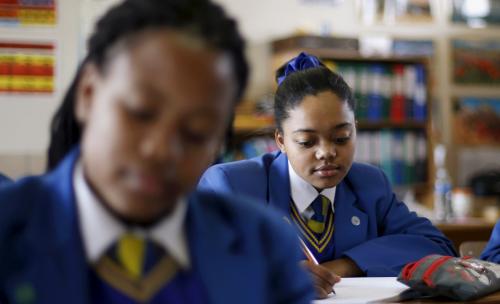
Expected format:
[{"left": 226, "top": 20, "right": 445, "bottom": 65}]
[
  {"left": 139, "top": 122, "right": 182, "bottom": 166},
  {"left": 315, "top": 141, "right": 336, "bottom": 161}
]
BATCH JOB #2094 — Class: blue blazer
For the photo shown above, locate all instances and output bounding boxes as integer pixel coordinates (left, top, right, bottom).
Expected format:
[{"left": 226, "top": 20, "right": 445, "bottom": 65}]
[
  {"left": 481, "top": 220, "right": 500, "bottom": 262},
  {"left": 0, "top": 172, "right": 11, "bottom": 185},
  {"left": 199, "top": 151, "right": 457, "bottom": 276},
  {"left": 0, "top": 149, "right": 314, "bottom": 304}
]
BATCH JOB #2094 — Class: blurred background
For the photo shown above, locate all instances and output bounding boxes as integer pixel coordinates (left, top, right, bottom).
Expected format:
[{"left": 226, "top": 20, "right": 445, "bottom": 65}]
[{"left": 0, "top": 0, "right": 499, "bottom": 249}]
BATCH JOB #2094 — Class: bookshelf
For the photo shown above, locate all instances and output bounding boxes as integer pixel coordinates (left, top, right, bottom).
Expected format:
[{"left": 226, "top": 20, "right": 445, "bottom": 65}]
[{"left": 227, "top": 35, "right": 435, "bottom": 196}]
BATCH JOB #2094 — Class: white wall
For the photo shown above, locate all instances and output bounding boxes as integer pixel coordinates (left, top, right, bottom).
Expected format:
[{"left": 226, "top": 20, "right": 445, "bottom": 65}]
[
  {"left": 1, "top": 0, "right": 499, "bottom": 180},
  {"left": 0, "top": 0, "right": 81, "bottom": 177}
]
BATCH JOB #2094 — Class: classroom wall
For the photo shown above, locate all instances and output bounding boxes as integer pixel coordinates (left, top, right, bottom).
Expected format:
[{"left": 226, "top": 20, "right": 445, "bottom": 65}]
[
  {"left": 210, "top": 0, "right": 500, "bottom": 186},
  {"left": 1, "top": 0, "right": 499, "bottom": 182},
  {"left": 0, "top": 0, "right": 80, "bottom": 178}
]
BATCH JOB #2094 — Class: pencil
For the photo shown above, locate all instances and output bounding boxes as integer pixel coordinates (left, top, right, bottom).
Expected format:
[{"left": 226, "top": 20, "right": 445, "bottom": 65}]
[
  {"left": 298, "top": 236, "right": 319, "bottom": 265},
  {"left": 283, "top": 216, "right": 336, "bottom": 295}
]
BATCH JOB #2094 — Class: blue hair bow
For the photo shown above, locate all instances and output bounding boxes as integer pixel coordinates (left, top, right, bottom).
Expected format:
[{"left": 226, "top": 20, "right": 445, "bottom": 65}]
[{"left": 277, "top": 52, "right": 322, "bottom": 85}]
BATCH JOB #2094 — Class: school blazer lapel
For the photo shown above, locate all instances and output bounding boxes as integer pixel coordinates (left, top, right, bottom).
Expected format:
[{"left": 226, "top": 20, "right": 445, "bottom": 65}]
[
  {"left": 332, "top": 178, "right": 368, "bottom": 258},
  {"left": 268, "top": 152, "right": 292, "bottom": 217}
]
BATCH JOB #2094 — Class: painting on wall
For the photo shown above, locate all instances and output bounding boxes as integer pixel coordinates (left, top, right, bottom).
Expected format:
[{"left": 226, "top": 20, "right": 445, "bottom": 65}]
[
  {"left": 0, "top": 0, "right": 56, "bottom": 26},
  {"left": 452, "top": 39, "right": 500, "bottom": 85},
  {"left": 0, "top": 41, "right": 55, "bottom": 94},
  {"left": 453, "top": 97, "right": 500, "bottom": 145},
  {"left": 357, "top": 0, "right": 433, "bottom": 25}
]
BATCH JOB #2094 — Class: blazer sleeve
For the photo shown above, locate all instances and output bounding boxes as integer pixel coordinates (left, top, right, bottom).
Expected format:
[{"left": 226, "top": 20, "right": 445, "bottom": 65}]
[
  {"left": 0, "top": 173, "right": 11, "bottom": 185},
  {"left": 198, "top": 165, "right": 235, "bottom": 196},
  {"left": 342, "top": 168, "right": 457, "bottom": 276},
  {"left": 480, "top": 220, "right": 500, "bottom": 262}
]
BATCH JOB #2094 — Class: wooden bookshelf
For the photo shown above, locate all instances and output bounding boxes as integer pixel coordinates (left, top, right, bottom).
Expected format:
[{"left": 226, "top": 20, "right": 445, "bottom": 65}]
[{"left": 229, "top": 34, "right": 435, "bottom": 194}]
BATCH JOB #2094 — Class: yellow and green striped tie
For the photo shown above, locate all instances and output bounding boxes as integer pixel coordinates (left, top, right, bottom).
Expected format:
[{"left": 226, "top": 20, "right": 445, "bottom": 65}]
[{"left": 306, "top": 195, "right": 331, "bottom": 234}]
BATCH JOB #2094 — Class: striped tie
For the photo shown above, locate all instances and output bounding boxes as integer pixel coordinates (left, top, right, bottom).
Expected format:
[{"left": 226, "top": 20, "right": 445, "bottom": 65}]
[
  {"left": 116, "top": 233, "right": 146, "bottom": 279},
  {"left": 307, "top": 195, "right": 331, "bottom": 234},
  {"left": 94, "top": 233, "right": 180, "bottom": 301}
]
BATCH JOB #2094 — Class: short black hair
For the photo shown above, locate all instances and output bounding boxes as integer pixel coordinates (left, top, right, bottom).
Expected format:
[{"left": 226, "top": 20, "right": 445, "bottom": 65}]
[
  {"left": 274, "top": 63, "right": 355, "bottom": 133},
  {"left": 47, "top": 0, "right": 248, "bottom": 170}
]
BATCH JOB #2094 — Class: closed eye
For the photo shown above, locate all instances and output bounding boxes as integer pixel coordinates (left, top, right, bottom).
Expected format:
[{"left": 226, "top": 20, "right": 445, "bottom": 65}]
[
  {"left": 334, "top": 137, "right": 351, "bottom": 145},
  {"left": 296, "top": 141, "right": 314, "bottom": 148}
]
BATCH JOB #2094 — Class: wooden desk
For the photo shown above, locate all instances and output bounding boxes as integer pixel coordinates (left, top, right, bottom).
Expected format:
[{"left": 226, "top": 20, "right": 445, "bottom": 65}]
[{"left": 435, "top": 219, "right": 495, "bottom": 251}]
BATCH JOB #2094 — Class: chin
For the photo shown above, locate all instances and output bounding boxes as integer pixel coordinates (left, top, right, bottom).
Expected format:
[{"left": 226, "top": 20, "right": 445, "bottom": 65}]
[
  {"left": 312, "top": 178, "right": 340, "bottom": 190},
  {"left": 117, "top": 198, "right": 175, "bottom": 223}
]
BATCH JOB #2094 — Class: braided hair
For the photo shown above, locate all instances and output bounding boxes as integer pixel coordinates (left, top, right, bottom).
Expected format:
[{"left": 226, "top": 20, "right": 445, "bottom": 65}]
[{"left": 47, "top": 0, "right": 248, "bottom": 170}]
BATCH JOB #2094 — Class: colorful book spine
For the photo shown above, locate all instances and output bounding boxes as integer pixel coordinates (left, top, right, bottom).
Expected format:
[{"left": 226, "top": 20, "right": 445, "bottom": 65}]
[
  {"left": 390, "top": 64, "right": 406, "bottom": 122},
  {"left": 367, "top": 64, "right": 384, "bottom": 121},
  {"left": 413, "top": 64, "right": 427, "bottom": 121},
  {"left": 354, "top": 130, "right": 427, "bottom": 186}
]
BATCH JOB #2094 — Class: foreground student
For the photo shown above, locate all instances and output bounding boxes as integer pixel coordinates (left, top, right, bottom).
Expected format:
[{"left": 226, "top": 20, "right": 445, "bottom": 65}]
[
  {"left": 199, "top": 52, "right": 457, "bottom": 298},
  {"left": 0, "top": 173, "right": 10, "bottom": 185},
  {"left": 0, "top": 1, "right": 314, "bottom": 303}
]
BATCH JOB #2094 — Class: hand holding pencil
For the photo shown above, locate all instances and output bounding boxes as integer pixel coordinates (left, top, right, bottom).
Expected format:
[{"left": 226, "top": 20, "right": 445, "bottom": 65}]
[
  {"left": 299, "top": 239, "right": 340, "bottom": 299},
  {"left": 284, "top": 216, "right": 340, "bottom": 298}
]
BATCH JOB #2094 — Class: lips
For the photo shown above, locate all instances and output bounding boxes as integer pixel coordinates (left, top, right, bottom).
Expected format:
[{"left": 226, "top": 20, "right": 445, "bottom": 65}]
[
  {"left": 313, "top": 164, "right": 341, "bottom": 177},
  {"left": 124, "top": 170, "right": 172, "bottom": 197}
]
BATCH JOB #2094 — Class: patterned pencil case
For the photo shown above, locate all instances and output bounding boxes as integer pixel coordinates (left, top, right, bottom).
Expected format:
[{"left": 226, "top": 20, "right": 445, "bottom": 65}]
[{"left": 397, "top": 254, "right": 500, "bottom": 301}]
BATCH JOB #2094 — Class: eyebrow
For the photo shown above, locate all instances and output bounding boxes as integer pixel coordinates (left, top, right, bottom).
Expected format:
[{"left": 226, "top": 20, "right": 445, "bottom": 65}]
[{"left": 292, "top": 122, "right": 353, "bottom": 134}]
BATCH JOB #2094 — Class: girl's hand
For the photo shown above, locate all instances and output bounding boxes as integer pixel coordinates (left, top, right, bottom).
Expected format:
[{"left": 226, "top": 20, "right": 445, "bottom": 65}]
[{"left": 301, "top": 260, "right": 341, "bottom": 299}]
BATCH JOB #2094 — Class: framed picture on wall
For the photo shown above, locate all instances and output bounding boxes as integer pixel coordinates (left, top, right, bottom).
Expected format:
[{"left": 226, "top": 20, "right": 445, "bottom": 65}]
[
  {"left": 390, "top": 0, "right": 433, "bottom": 23},
  {"left": 0, "top": 0, "right": 56, "bottom": 27},
  {"left": 453, "top": 97, "right": 500, "bottom": 145},
  {"left": 452, "top": 39, "right": 500, "bottom": 85},
  {"left": 0, "top": 41, "right": 55, "bottom": 94},
  {"left": 452, "top": 0, "right": 500, "bottom": 27},
  {"left": 357, "top": 0, "right": 434, "bottom": 25}
]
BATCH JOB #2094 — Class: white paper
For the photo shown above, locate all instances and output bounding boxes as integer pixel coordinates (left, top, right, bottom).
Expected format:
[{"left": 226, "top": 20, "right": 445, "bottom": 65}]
[{"left": 314, "top": 277, "right": 408, "bottom": 304}]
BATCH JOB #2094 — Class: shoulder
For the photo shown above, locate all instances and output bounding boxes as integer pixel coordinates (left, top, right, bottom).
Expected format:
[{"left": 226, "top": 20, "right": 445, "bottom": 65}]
[
  {"left": 345, "top": 162, "right": 389, "bottom": 189},
  {"left": 0, "top": 172, "right": 11, "bottom": 185},
  {"left": 204, "top": 152, "right": 279, "bottom": 178},
  {"left": 199, "top": 152, "right": 280, "bottom": 197},
  {"left": 0, "top": 175, "right": 52, "bottom": 217},
  {"left": 191, "top": 189, "right": 283, "bottom": 224},
  {"left": 189, "top": 189, "right": 293, "bottom": 240},
  {"left": 0, "top": 175, "right": 59, "bottom": 254},
  {"left": 0, "top": 151, "right": 77, "bottom": 247}
]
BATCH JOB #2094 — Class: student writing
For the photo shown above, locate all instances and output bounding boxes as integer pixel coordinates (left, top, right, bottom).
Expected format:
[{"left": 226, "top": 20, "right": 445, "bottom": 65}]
[{"left": 199, "top": 52, "right": 457, "bottom": 299}]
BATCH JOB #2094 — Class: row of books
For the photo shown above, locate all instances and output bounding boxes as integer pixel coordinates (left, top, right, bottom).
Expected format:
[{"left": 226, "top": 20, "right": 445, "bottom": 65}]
[
  {"left": 355, "top": 130, "right": 427, "bottom": 186},
  {"left": 327, "top": 61, "right": 427, "bottom": 122}
]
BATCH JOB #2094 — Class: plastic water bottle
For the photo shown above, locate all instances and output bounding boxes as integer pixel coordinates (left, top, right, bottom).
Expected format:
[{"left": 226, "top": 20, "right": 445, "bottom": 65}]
[{"left": 434, "top": 145, "right": 453, "bottom": 222}]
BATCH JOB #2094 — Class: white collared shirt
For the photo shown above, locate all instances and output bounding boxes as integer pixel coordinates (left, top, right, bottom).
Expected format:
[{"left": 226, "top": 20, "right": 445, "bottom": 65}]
[
  {"left": 288, "top": 161, "right": 335, "bottom": 220},
  {"left": 73, "top": 160, "right": 190, "bottom": 269}
]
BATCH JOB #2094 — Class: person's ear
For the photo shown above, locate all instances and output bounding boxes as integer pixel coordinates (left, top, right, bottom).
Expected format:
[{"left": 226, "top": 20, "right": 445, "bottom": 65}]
[
  {"left": 275, "top": 129, "right": 286, "bottom": 154},
  {"left": 75, "top": 63, "right": 100, "bottom": 126}
]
